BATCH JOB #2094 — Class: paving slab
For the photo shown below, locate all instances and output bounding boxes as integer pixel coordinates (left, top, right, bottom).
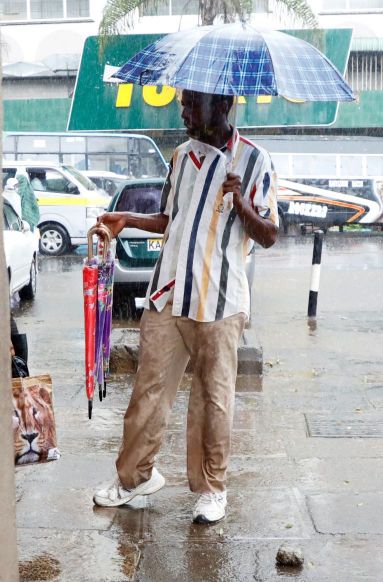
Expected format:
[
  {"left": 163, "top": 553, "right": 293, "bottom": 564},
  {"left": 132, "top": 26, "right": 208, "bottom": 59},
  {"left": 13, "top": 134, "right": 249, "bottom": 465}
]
[
  {"left": 297, "top": 458, "right": 383, "bottom": 492},
  {"left": 307, "top": 493, "right": 383, "bottom": 535},
  {"left": 18, "top": 528, "right": 140, "bottom": 582}
]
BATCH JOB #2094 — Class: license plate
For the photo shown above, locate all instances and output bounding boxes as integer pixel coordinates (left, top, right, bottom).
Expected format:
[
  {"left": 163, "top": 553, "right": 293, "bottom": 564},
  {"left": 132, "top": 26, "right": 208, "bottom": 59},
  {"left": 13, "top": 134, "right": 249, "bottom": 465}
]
[{"left": 147, "top": 238, "right": 162, "bottom": 251}]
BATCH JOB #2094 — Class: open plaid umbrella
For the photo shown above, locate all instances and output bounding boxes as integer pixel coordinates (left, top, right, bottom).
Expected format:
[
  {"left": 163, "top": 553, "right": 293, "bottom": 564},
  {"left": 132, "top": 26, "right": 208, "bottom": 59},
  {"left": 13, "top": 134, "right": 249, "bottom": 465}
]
[
  {"left": 113, "top": 23, "right": 354, "bottom": 101},
  {"left": 84, "top": 224, "right": 114, "bottom": 419}
]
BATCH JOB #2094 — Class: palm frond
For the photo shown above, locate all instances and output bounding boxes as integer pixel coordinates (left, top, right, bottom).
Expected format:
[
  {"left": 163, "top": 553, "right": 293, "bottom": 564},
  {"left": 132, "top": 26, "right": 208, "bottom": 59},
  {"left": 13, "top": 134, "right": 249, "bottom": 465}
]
[
  {"left": 99, "top": 0, "right": 154, "bottom": 54},
  {"left": 272, "top": 0, "right": 318, "bottom": 28}
]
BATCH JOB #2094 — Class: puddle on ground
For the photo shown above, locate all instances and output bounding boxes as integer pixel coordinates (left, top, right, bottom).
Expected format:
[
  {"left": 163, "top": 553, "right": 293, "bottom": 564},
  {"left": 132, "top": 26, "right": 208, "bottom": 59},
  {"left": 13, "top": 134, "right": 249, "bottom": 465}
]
[{"left": 19, "top": 553, "right": 61, "bottom": 581}]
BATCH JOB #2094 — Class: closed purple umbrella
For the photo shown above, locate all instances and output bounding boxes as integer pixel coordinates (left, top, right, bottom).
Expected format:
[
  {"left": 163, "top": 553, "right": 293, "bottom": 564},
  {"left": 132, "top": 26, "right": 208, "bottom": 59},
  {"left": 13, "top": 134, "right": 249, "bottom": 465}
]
[{"left": 95, "top": 244, "right": 115, "bottom": 401}]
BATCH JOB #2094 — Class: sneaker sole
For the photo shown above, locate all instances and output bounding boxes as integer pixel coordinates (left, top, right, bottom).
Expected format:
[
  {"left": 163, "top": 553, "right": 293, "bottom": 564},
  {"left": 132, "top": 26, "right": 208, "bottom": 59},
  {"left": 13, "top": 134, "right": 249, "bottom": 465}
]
[
  {"left": 193, "top": 513, "right": 225, "bottom": 525},
  {"left": 93, "top": 474, "right": 165, "bottom": 507}
]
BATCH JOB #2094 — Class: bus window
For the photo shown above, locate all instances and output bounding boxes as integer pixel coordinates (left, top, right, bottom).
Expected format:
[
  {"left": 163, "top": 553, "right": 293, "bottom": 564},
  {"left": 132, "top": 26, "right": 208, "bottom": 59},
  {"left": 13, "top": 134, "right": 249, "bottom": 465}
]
[
  {"left": 17, "top": 135, "right": 60, "bottom": 155},
  {"left": 340, "top": 155, "right": 363, "bottom": 177},
  {"left": 3, "top": 134, "right": 15, "bottom": 156},
  {"left": 272, "top": 154, "right": 290, "bottom": 176},
  {"left": 366, "top": 156, "right": 383, "bottom": 177},
  {"left": 3, "top": 132, "right": 168, "bottom": 179},
  {"left": 16, "top": 153, "right": 58, "bottom": 162},
  {"left": 292, "top": 154, "right": 337, "bottom": 177},
  {"left": 87, "top": 136, "right": 127, "bottom": 153}
]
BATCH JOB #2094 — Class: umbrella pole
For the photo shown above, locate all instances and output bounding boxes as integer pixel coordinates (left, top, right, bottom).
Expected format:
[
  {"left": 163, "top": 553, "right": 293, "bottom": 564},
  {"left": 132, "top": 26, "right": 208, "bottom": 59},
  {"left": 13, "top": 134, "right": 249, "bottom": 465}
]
[{"left": 231, "top": 96, "right": 238, "bottom": 144}]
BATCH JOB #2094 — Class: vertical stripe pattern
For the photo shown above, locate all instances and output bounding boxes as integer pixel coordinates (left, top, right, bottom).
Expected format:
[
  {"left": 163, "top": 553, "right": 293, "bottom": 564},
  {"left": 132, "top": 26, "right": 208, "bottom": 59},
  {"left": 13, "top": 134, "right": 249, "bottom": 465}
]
[{"left": 144, "top": 131, "right": 279, "bottom": 322}]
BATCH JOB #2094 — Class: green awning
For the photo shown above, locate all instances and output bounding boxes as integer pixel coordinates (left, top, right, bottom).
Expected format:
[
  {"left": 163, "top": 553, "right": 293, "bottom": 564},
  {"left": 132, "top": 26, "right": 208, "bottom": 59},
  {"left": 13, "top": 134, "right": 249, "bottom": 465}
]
[{"left": 351, "top": 37, "right": 383, "bottom": 52}]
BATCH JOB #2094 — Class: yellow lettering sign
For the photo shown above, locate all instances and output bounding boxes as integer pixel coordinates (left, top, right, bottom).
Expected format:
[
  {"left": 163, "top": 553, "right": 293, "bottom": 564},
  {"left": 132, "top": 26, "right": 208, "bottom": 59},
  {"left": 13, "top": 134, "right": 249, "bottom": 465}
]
[
  {"left": 256, "top": 95, "right": 272, "bottom": 104},
  {"left": 143, "top": 85, "right": 177, "bottom": 107},
  {"left": 116, "top": 84, "right": 133, "bottom": 108}
]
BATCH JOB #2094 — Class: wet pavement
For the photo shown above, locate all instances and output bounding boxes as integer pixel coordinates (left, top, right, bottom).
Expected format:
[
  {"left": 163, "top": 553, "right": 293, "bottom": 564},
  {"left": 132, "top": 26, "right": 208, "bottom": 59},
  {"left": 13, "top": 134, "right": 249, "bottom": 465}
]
[{"left": 13, "top": 233, "right": 383, "bottom": 581}]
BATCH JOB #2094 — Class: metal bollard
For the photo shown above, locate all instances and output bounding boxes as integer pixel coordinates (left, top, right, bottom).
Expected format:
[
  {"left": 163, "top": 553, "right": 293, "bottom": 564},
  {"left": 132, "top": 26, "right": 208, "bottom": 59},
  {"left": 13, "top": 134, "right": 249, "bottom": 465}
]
[{"left": 308, "top": 230, "right": 324, "bottom": 318}]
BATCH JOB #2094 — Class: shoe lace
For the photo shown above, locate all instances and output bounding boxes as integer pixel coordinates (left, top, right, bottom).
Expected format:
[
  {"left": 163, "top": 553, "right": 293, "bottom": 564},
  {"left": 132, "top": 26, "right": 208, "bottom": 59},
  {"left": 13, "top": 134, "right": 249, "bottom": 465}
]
[{"left": 196, "top": 492, "right": 224, "bottom": 508}]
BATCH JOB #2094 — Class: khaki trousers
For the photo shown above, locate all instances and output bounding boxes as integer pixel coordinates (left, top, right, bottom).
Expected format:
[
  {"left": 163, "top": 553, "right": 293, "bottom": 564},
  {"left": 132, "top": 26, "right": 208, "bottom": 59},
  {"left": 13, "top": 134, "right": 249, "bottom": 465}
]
[{"left": 116, "top": 304, "right": 245, "bottom": 493}]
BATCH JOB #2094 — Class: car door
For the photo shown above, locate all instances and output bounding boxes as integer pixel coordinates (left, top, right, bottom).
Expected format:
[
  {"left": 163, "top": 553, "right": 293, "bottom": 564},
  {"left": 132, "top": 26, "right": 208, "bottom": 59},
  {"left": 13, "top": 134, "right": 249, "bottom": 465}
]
[
  {"left": 26, "top": 166, "right": 83, "bottom": 238},
  {"left": 3, "top": 201, "right": 30, "bottom": 292}
]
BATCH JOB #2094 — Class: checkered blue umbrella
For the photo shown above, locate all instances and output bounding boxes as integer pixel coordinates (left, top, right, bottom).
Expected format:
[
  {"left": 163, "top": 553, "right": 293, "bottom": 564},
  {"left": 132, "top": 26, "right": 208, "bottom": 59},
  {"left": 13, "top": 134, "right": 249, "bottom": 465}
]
[{"left": 113, "top": 24, "right": 354, "bottom": 101}]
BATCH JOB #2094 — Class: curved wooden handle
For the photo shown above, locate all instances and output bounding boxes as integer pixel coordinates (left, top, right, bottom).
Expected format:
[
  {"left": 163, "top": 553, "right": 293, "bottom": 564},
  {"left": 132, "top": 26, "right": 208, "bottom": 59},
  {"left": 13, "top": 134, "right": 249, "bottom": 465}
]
[{"left": 87, "top": 224, "right": 112, "bottom": 261}]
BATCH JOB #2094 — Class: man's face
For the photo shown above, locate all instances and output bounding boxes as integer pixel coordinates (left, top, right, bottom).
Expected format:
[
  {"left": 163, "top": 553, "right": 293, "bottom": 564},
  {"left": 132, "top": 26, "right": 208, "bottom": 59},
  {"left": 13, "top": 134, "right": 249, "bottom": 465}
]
[{"left": 181, "top": 90, "right": 221, "bottom": 140}]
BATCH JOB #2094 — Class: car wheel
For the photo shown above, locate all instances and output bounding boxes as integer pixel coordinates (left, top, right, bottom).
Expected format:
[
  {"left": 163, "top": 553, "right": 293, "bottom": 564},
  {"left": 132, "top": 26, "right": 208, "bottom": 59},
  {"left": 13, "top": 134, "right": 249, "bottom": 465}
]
[
  {"left": 39, "top": 223, "right": 70, "bottom": 256},
  {"left": 19, "top": 258, "right": 37, "bottom": 300}
]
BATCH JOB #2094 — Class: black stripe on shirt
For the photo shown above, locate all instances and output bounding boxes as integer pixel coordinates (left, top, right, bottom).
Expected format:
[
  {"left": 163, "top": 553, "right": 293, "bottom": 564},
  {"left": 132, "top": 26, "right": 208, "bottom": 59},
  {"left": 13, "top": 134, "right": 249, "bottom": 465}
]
[
  {"left": 215, "top": 147, "right": 261, "bottom": 320},
  {"left": 181, "top": 155, "right": 220, "bottom": 317},
  {"left": 149, "top": 155, "right": 188, "bottom": 309},
  {"left": 172, "top": 154, "right": 188, "bottom": 221},
  {"left": 160, "top": 158, "right": 173, "bottom": 213}
]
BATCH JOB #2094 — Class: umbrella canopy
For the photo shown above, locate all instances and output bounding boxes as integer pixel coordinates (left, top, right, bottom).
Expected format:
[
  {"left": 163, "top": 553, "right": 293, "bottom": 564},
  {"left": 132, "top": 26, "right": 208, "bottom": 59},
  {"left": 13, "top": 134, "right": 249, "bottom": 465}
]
[{"left": 113, "top": 24, "right": 354, "bottom": 102}]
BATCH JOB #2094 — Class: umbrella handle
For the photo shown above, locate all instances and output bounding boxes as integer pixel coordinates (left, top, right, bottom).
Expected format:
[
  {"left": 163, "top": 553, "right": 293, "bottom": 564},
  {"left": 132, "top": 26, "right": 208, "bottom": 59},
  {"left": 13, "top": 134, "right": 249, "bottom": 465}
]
[{"left": 87, "top": 224, "right": 112, "bottom": 261}]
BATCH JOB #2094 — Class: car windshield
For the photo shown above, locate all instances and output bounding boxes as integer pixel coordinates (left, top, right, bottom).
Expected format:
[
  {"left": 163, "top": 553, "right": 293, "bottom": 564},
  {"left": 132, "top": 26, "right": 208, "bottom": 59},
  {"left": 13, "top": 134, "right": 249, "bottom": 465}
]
[
  {"left": 115, "top": 184, "right": 162, "bottom": 214},
  {"left": 63, "top": 165, "right": 97, "bottom": 191}
]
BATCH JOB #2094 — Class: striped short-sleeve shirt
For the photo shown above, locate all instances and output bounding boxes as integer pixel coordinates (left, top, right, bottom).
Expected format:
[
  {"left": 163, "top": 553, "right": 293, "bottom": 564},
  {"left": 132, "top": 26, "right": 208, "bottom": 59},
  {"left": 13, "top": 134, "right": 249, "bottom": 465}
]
[{"left": 144, "top": 129, "right": 278, "bottom": 322}]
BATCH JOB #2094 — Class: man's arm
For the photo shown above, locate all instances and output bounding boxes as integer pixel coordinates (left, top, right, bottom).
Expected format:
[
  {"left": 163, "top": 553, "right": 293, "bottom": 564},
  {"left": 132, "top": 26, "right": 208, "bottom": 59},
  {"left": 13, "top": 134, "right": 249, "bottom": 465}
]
[
  {"left": 97, "top": 211, "right": 169, "bottom": 238},
  {"left": 223, "top": 173, "right": 278, "bottom": 248}
]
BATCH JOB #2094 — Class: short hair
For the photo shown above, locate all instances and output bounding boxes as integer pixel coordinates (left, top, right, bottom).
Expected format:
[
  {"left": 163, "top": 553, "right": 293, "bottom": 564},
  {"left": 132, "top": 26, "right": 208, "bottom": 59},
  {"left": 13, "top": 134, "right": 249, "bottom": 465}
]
[{"left": 212, "top": 94, "right": 234, "bottom": 113}]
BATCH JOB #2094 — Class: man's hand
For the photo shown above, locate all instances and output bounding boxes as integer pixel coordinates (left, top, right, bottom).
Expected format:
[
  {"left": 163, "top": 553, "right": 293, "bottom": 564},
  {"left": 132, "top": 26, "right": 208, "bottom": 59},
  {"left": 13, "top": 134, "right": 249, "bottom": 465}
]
[
  {"left": 97, "top": 212, "right": 128, "bottom": 238},
  {"left": 222, "top": 172, "right": 243, "bottom": 209},
  {"left": 221, "top": 173, "right": 277, "bottom": 248}
]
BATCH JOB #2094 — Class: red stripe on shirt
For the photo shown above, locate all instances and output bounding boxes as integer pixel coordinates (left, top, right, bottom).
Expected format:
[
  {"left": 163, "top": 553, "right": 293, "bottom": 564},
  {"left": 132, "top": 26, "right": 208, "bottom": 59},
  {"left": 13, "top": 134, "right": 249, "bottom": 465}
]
[
  {"left": 150, "top": 279, "right": 175, "bottom": 302},
  {"left": 189, "top": 151, "right": 202, "bottom": 169}
]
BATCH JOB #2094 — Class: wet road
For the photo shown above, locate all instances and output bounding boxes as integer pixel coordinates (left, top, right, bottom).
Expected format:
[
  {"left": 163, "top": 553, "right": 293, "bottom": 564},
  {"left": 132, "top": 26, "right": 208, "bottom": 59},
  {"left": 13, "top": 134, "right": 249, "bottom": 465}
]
[{"left": 14, "top": 232, "right": 383, "bottom": 582}]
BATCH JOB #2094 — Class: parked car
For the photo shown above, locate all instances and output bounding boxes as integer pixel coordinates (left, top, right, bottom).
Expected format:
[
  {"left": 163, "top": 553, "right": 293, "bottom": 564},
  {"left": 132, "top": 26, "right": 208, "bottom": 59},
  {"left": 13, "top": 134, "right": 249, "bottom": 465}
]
[
  {"left": 2, "top": 161, "right": 109, "bottom": 256},
  {"left": 3, "top": 198, "right": 38, "bottom": 300},
  {"left": 108, "top": 179, "right": 256, "bottom": 319},
  {"left": 82, "top": 171, "right": 131, "bottom": 197}
]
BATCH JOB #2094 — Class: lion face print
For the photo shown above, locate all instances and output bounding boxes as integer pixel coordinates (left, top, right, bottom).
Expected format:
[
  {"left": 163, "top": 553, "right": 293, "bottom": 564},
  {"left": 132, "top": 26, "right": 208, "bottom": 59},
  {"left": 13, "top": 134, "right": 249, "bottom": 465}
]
[{"left": 12, "top": 376, "right": 59, "bottom": 465}]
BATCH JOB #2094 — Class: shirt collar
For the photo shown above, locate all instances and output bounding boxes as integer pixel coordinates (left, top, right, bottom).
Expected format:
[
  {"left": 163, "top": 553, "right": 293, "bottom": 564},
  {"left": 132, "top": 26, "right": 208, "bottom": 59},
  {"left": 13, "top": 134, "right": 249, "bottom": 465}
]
[{"left": 188, "top": 127, "right": 239, "bottom": 163}]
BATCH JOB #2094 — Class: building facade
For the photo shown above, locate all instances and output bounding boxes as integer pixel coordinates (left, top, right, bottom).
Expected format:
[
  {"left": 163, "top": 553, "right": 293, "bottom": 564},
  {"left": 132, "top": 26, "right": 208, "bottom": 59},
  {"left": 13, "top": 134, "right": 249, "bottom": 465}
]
[{"left": 1, "top": 0, "right": 383, "bottom": 132}]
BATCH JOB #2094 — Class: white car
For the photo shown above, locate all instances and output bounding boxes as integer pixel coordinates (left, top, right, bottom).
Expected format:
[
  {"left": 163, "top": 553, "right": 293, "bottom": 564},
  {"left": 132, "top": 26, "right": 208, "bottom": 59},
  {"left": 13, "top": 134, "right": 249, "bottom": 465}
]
[
  {"left": 3, "top": 198, "right": 38, "bottom": 300},
  {"left": 2, "top": 161, "right": 109, "bottom": 256}
]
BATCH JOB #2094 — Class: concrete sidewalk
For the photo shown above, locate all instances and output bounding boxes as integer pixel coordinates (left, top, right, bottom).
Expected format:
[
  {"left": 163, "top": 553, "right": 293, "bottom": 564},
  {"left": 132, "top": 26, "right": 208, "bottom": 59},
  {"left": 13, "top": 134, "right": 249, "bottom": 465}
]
[{"left": 14, "top": 236, "right": 383, "bottom": 581}]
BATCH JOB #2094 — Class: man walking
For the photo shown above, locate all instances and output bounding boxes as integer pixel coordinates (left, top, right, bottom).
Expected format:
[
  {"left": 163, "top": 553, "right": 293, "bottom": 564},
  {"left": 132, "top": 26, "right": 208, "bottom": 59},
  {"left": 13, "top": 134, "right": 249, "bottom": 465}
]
[{"left": 93, "top": 90, "right": 278, "bottom": 524}]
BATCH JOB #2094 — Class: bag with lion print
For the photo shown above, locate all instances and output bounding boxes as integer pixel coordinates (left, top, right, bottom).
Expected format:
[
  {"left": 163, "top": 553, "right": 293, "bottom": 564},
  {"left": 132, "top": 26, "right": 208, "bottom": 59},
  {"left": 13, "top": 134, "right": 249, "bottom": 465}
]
[{"left": 12, "top": 375, "right": 60, "bottom": 465}]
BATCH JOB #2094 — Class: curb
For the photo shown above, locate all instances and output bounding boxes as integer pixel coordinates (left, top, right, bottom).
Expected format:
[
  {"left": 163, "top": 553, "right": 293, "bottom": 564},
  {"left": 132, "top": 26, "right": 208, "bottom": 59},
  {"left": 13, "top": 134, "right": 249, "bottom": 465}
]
[{"left": 109, "top": 326, "right": 263, "bottom": 376}]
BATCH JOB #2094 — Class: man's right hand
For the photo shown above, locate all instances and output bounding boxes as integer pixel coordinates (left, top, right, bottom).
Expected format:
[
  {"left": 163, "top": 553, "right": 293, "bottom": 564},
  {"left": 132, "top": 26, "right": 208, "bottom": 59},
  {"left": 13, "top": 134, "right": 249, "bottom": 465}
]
[{"left": 97, "top": 212, "right": 128, "bottom": 238}]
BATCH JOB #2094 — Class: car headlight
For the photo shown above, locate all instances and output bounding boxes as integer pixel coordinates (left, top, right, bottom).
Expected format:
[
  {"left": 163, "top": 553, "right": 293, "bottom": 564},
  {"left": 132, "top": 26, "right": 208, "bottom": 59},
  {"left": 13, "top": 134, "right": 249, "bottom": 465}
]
[{"left": 86, "top": 207, "right": 104, "bottom": 219}]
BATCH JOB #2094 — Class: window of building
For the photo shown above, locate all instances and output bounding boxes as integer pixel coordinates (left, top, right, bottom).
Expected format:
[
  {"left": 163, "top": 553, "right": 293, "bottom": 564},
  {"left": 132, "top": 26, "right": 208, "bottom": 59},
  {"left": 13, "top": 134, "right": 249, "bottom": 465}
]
[
  {"left": 67, "top": 0, "right": 89, "bottom": 17},
  {"left": 31, "top": 0, "right": 63, "bottom": 19},
  {"left": 0, "top": 0, "right": 89, "bottom": 22},
  {"left": 252, "top": 0, "right": 269, "bottom": 11},
  {"left": 141, "top": 0, "right": 269, "bottom": 16},
  {"left": 321, "top": 0, "right": 383, "bottom": 10},
  {"left": 171, "top": 0, "right": 199, "bottom": 15},
  {"left": 0, "top": 0, "right": 27, "bottom": 21},
  {"left": 346, "top": 53, "right": 383, "bottom": 91}
]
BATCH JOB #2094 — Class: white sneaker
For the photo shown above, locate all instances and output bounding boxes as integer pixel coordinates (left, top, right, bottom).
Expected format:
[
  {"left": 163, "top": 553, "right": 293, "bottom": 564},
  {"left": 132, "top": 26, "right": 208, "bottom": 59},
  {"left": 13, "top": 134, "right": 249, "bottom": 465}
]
[
  {"left": 93, "top": 468, "right": 165, "bottom": 507},
  {"left": 193, "top": 491, "right": 227, "bottom": 524}
]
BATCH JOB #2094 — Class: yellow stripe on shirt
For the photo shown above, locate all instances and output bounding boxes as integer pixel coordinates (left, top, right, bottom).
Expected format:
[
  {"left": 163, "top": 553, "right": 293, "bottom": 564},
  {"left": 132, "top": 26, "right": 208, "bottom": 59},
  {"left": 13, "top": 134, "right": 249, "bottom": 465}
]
[{"left": 196, "top": 186, "right": 224, "bottom": 321}]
